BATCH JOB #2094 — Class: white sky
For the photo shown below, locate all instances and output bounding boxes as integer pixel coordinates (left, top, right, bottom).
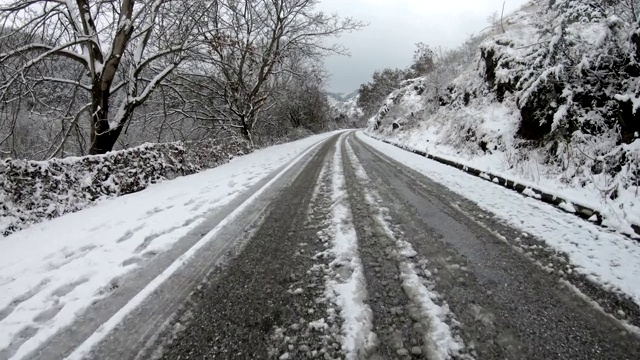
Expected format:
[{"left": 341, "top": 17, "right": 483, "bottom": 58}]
[{"left": 318, "top": 0, "right": 531, "bottom": 94}]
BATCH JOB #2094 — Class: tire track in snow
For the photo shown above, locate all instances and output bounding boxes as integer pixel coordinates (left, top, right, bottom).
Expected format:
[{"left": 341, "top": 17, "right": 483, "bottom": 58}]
[
  {"left": 344, "top": 135, "right": 468, "bottom": 360},
  {"left": 62, "top": 138, "right": 333, "bottom": 360},
  {"left": 326, "top": 133, "right": 377, "bottom": 359},
  {"left": 268, "top": 149, "right": 346, "bottom": 360},
  {"left": 349, "top": 133, "right": 640, "bottom": 359}
]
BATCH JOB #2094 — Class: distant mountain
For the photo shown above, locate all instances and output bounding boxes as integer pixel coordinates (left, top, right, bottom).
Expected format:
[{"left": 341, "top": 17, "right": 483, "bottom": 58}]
[
  {"left": 327, "top": 91, "right": 363, "bottom": 120},
  {"left": 327, "top": 90, "right": 359, "bottom": 102}
]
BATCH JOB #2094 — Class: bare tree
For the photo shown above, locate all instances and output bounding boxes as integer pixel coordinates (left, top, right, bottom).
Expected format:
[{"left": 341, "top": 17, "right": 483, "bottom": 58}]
[
  {"left": 0, "top": 0, "right": 212, "bottom": 155},
  {"left": 275, "top": 61, "right": 331, "bottom": 132},
  {"left": 178, "top": 0, "right": 362, "bottom": 145}
]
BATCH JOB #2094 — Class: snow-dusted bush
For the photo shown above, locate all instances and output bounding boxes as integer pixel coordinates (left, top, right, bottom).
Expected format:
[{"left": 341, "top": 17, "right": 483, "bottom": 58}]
[
  {"left": 367, "top": 0, "right": 640, "bottom": 232},
  {"left": 0, "top": 138, "right": 250, "bottom": 236}
]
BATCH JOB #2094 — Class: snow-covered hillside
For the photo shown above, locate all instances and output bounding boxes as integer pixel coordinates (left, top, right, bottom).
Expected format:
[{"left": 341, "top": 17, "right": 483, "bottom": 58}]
[
  {"left": 328, "top": 92, "right": 363, "bottom": 120},
  {"left": 366, "top": 0, "right": 640, "bottom": 234}
]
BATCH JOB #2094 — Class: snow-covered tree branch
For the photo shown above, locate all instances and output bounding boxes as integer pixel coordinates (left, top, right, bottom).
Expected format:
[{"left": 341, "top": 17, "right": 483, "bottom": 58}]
[
  {"left": 181, "top": 0, "right": 362, "bottom": 145},
  {"left": 0, "top": 0, "right": 213, "bottom": 154}
]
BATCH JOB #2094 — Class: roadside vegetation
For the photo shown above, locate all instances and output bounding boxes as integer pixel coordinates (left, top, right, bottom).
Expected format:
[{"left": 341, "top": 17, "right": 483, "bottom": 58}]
[{"left": 0, "top": 0, "right": 361, "bottom": 159}]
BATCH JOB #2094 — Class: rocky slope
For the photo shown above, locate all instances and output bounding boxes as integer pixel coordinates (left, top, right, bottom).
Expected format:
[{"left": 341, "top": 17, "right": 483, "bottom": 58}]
[{"left": 366, "top": 0, "right": 640, "bottom": 234}]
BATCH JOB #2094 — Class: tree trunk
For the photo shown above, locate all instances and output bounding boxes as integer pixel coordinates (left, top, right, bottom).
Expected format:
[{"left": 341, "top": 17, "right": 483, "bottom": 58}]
[
  {"left": 241, "top": 116, "right": 255, "bottom": 147},
  {"left": 633, "top": 22, "right": 640, "bottom": 62},
  {"left": 89, "top": 89, "right": 121, "bottom": 154},
  {"left": 241, "top": 124, "right": 254, "bottom": 147},
  {"left": 90, "top": 127, "right": 122, "bottom": 155}
]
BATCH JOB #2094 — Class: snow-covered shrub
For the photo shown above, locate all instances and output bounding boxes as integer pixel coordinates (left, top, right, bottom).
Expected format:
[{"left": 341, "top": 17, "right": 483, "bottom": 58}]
[
  {"left": 0, "top": 138, "right": 250, "bottom": 236},
  {"left": 182, "top": 137, "right": 252, "bottom": 169}
]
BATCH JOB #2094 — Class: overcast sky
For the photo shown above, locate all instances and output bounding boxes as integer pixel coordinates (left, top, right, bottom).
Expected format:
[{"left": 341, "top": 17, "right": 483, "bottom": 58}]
[{"left": 317, "top": 0, "right": 531, "bottom": 94}]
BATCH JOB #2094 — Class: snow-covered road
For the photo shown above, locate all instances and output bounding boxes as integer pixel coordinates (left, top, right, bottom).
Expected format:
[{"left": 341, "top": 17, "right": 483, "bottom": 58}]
[
  {"left": 357, "top": 132, "right": 640, "bottom": 309},
  {"left": 2, "top": 130, "right": 640, "bottom": 359},
  {"left": 0, "top": 131, "right": 341, "bottom": 360}
]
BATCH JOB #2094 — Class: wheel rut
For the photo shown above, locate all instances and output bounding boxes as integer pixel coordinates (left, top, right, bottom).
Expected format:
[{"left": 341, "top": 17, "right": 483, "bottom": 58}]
[
  {"left": 340, "top": 138, "right": 430, "bottom": 359},
  {"left": 156, "top": 136, "right": 343, "bottom": 359}
]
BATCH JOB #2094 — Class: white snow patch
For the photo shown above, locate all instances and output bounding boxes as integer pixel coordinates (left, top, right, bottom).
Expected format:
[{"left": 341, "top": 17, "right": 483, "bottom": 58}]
[
  {"left": 522, "top": 187, "right": 542, "bottom": 199},
  {"left": 614, "top": 94, "right": 640, "bottom": 114},
  {"left": 290, "top": 288, "right": 304, "bottom": 295},
  {"left": 558, "top": 201, "right": 577, "bottom": 213},
  {"left": 308, "top": 318, "right": 329, "bottom": 331}
]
